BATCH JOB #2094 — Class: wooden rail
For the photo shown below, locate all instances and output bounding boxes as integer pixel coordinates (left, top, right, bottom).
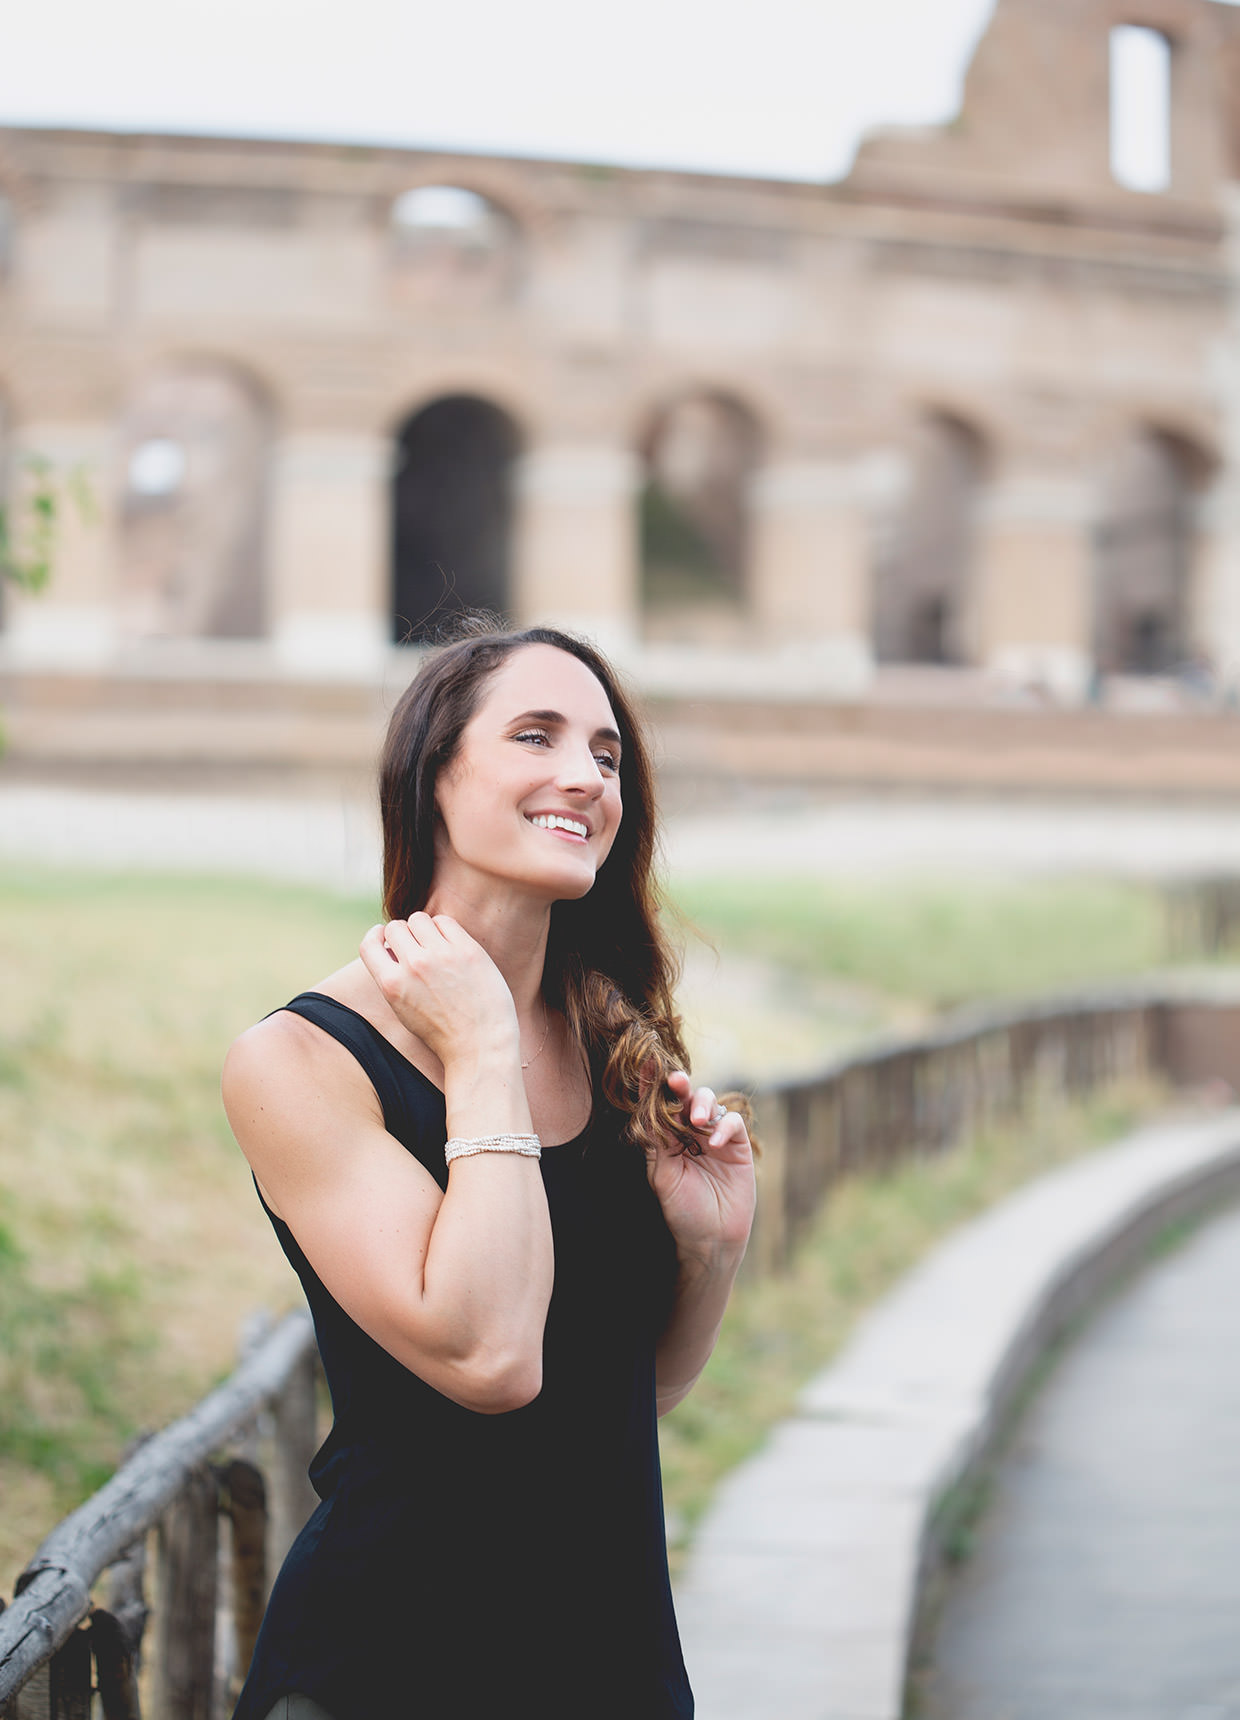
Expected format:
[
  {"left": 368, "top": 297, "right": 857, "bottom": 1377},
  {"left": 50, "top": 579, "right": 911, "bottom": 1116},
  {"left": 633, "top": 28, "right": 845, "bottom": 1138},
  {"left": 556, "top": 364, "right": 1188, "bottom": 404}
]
[
  {"left": 744, "top": 985, "right": 1240, "bottom": 1274},
  {"left": 4, "top": 980, "right": 1240, "bottom": 1717},
  {"left": 0, "top": 1310, "right": 318, "bottom": 1720}
]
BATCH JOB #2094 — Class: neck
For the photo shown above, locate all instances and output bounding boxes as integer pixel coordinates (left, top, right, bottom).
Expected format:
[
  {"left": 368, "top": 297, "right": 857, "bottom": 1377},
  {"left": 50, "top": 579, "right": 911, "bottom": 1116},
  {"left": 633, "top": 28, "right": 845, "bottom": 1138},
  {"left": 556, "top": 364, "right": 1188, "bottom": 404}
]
[{"left": 422, "top": 876, "right": 552, "bottom": 1021}]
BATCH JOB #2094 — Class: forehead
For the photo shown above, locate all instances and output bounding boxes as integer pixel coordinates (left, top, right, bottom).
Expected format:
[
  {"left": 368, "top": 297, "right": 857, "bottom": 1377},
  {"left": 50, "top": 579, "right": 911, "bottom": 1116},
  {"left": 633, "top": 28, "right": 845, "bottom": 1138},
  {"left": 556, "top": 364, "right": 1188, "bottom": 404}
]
[{"left": 473, "top": 644, "right": 619, "bottom": 730}]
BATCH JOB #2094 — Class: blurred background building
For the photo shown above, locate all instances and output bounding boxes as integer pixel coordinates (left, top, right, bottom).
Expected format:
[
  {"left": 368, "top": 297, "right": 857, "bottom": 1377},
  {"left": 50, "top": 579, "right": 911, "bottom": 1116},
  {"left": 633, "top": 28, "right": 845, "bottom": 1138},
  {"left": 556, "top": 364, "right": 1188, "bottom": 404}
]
[{"left": 5, "top": 0, "right": 1240, "bottom": 788}]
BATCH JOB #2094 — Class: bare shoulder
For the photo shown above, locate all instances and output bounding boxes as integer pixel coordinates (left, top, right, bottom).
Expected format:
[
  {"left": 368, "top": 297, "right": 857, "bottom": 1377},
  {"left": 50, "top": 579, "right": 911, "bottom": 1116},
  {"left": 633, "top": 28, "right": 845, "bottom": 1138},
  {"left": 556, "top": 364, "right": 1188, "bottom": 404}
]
[
  {"left": 221, "top": 1003, "right": 384, "bottom": 1183},
  {"left": 224, "top": 1008, "right": 361, "bottom": 1103},
  {"left": 222, "top": 958, "right": 378, "bottom": 1106}
]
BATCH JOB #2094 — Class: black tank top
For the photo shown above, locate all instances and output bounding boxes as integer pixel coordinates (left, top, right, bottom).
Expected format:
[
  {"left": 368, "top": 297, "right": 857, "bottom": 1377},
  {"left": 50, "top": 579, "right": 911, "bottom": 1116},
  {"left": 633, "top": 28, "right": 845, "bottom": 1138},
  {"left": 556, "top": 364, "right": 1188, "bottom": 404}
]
[{"left": 232, "top": 992, "right": 694, "bottom": 1720}]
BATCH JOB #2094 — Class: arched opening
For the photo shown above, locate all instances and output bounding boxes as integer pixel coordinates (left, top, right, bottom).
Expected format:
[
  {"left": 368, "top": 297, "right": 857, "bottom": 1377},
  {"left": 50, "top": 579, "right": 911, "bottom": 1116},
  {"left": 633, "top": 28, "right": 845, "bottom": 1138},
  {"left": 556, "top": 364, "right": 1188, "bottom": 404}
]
[
  {"left": 1110, "top": 26, "right": 1173, "bottom": 193},
  {"left": 116, "top": 363, "right": 271, "bottom": 640},
  {"left": 391, "top": 395, "right": 520, "bottom": 643},
  {"left": 874, "top": 413, "right": 985, "bottom": 666},
  {"left": 1094, "top": 428, "right": 1204, "bottom": 676},
  {"left": 639, "top": 392, "right": 761, "bottom": 643},
  {"left": 388, "top": 185, "right": 520, "bottom": 308}
]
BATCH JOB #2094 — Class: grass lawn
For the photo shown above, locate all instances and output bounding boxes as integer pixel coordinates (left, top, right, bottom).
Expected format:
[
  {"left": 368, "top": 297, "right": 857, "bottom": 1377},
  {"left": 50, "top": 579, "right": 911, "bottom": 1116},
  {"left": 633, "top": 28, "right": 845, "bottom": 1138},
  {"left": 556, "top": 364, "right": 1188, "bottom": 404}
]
[{"left": 0, "top": 864, "right": 1195, "bottom": 1590}]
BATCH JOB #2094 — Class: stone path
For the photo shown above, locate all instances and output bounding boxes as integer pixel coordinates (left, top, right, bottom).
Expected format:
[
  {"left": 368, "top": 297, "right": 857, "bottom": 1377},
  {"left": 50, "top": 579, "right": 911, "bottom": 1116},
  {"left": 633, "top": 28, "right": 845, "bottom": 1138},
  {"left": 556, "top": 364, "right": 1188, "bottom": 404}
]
[
  {"left": 8, "top": 781, "right": 1240, "bottom": 886},
  {"left": 674, "top": 1110, "right": 1240, "bottom": 1720},
  {"left": 917, "top": 1200, "right": 1240, "bottom": 1720},
  {"left": 0, "top": 781, "right": 382, "bottom": 893}
]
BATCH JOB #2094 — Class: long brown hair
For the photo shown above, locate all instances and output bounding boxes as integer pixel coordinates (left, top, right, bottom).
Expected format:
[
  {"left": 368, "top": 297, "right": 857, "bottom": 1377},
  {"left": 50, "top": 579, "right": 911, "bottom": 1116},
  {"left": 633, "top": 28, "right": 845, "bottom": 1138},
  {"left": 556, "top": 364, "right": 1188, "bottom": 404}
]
[{"left": 379, "top": 620, "right": 702, "bottom": 1155}]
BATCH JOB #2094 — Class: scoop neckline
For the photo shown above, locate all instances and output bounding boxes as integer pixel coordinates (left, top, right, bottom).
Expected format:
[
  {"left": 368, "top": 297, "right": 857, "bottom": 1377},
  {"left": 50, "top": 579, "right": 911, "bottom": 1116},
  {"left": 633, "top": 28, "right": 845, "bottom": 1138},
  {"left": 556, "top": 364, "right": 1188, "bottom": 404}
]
[{"left": 289, "top": 989, "right": 591, "bottom": 1153}]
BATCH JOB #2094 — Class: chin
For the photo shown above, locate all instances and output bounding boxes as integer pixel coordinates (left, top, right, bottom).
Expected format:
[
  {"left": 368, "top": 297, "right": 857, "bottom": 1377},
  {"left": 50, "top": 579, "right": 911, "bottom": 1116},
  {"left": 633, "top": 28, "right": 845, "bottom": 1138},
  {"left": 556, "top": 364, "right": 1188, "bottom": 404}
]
[
  {"left": 536, "top": 862, "right": 598, "bottom": 903},
  {"left": 555, "top": 874, "right": 597, "bottom": 902}
]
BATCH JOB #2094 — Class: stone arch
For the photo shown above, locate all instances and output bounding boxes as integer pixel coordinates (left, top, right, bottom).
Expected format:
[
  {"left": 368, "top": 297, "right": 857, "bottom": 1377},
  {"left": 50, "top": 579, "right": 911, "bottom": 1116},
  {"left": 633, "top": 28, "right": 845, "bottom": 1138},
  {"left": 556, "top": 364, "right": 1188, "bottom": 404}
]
[
  {"left": 390, "top": 394, "right": 522, "bottom": 643},
  {"left": 387, "top": 184, "right": 523, "bottom": 310},
  {"left": 1093, "top": 425, "right": 1212, "bottom": 675},
  {"left": 874, "top": 410, "right": 987, "bottom": 666},
  {"left": 637, "top": 389, "right": 764, "bottom": 643},
  {"left": 115, "top": 359, "right": 273, "bottom": 640}
]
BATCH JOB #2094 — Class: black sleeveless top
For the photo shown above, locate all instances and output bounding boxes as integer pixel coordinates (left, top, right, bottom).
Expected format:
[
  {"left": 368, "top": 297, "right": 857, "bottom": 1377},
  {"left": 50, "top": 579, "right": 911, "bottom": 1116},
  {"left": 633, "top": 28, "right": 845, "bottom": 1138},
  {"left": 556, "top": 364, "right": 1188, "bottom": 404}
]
[{"left": 232, "top": 993, "right": 694, "bottom": 1720}]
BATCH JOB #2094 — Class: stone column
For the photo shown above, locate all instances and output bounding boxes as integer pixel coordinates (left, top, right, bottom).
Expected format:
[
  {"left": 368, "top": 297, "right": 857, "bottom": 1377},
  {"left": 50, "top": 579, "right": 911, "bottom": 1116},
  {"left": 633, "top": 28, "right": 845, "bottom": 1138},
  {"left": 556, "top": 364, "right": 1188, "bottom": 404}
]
[
  {"left": 267, "top": 431, "right": 390, "bottom": 678},
  {"left": 1194, "top": 479, "right": 1240, "bottom": 686},
  {"left": 973, "top": 471, "right": 1094, "bottom": 701},
  {"left": 511, "top": 444, "right": 640, "bottom": 657},
  {"left": 1196, "top": 188, "right": 1240, "bottom": 688},
  {"left": 748, "top": 455, "right": 887, "bottom": 690},
  {"left": 3, "top": 423, "right": 115, "bottom": 668}
]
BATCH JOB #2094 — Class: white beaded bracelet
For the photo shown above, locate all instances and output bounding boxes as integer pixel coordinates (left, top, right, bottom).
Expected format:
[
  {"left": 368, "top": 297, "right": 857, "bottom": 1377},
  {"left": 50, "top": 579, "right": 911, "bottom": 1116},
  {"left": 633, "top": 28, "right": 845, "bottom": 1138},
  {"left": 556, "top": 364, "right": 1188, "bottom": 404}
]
[{"left": 444, "top": 1133, "right": 542, "bottom": 1164}]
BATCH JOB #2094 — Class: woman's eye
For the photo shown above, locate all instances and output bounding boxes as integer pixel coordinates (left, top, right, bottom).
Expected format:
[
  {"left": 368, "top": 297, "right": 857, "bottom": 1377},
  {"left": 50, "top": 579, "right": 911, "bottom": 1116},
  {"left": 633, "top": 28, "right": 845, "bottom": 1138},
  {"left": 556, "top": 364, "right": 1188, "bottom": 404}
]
[
  {"left": 595, "top": 752, "right": 619, "bottom": 772},
  {"left": 513, "top": 729, "right": 551, "bottom": 747}
]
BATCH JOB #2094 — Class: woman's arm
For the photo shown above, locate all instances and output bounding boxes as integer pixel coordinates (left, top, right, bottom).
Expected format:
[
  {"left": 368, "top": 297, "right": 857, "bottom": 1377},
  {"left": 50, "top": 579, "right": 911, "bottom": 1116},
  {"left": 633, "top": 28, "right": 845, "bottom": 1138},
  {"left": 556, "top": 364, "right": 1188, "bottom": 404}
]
[
  {"left": 646, "top": 1074, "right": 756, "bottom": 1416},
  {"left": 222, "top": 913, "right": 554, "bottom": 1415}
]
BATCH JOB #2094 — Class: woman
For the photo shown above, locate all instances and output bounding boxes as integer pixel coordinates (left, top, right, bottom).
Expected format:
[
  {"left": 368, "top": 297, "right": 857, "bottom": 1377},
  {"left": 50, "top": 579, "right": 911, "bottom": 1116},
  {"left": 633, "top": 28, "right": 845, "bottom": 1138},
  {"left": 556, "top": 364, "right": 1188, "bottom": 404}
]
[{"left": 223, "top": 622, "right": 756, "bottom": 1720}]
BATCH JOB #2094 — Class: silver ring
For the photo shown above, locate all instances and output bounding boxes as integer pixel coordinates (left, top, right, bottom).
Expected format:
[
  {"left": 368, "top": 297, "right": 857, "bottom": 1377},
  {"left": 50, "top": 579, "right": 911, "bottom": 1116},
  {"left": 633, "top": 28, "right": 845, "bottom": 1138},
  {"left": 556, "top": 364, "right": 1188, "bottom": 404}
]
[{"left": 711, "top": 1102, "right": 727, "bottom": 1123}]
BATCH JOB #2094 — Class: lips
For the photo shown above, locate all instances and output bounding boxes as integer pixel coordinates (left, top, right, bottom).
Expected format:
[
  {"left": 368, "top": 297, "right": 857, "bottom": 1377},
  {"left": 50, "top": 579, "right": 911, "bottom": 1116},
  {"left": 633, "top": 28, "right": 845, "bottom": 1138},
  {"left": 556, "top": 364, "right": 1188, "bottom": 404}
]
[{"left": 526, "top": 812, "right": 591, "bottom": 840}]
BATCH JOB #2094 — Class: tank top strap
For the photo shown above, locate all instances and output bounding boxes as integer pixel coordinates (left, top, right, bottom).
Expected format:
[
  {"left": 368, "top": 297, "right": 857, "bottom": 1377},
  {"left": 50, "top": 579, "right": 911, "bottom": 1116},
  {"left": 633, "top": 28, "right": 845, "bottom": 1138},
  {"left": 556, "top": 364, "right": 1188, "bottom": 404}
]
[{"left": 281, "top": 991, "right": 443, "bottom": 1164}]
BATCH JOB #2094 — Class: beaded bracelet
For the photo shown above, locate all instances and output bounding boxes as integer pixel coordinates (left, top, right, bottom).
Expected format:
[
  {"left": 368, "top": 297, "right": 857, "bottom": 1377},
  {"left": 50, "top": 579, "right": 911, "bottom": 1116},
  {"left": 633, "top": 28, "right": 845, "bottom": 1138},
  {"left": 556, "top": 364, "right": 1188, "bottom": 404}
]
[{"left": 444, "top": 1133, "right": 542, "bottom": 1164}]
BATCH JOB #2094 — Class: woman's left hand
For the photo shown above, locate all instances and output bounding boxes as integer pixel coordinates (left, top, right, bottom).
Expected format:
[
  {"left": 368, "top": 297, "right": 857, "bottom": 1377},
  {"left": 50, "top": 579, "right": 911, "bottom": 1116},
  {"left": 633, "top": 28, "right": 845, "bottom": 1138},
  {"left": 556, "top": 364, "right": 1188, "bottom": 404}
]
[{"left": 644, "top": 1072, "right": 756, "bottom": 1266}]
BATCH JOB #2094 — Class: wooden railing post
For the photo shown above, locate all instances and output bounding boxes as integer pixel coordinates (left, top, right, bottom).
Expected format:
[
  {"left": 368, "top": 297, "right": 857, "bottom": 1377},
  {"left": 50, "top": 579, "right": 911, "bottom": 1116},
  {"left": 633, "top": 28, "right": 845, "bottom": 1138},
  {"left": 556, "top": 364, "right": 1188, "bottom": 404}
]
[
  {"left": 270, "top": 1346, "right": 319, "bottom": 1573},
  {"left": 749, "top": 1088, "right": 789, "bottom": 1275},
  {"left": 233, "top": 1312, "right": 274, "bottom": 1470},
  {"left": 153, "top": 1465, "right": 218, "bottom": 1720},
  {"left": 105, "top": 1533, "right": 148, "bottom": 1657},
  {"left": 220, "top": 1459, "right": 267, "bottom": 1697},
  {"left": 8, "top": 1622, "right": 91, "bottom": 1720},
  {"left": 90, "top": 1532, "right": 148, "bottom": 1720}
]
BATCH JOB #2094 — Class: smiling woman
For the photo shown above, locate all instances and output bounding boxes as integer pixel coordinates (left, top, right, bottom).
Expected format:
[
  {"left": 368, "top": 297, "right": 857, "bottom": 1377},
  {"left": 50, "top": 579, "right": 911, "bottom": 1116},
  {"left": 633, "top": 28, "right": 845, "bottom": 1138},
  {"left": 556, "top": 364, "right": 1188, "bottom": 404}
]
[{"left": 222, "top": 618, "right": 755, "bottom": 1720}]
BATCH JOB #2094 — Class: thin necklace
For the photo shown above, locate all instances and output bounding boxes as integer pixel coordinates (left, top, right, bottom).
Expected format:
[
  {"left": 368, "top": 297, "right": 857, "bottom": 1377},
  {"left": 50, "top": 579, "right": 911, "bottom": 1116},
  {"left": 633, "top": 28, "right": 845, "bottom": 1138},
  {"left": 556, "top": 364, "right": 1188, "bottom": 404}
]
[{"left": 521, "top": 1001, "right": 550, "bottom": 1071}]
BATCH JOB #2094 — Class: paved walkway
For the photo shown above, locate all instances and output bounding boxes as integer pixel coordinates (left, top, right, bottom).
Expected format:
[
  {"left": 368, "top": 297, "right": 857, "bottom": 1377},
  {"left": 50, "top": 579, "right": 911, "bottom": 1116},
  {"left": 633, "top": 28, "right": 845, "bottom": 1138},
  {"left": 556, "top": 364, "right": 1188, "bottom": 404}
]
[
  {"left": 7, "top": 781, "right": 1240, "bottom": 885},
  {"left": 918, "top": 1200, "right": 1240, "bottom": 1720}
]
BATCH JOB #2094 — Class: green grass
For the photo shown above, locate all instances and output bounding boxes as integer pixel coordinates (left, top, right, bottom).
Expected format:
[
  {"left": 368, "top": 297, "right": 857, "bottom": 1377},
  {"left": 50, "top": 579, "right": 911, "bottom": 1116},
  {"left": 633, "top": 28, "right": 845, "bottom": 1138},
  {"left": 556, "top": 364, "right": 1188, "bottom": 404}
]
[
  {"left": 0, "top": 863, "right": 1199, "bottom": 1588},
  {"left": 0, "top": 867, "right": 379, "bottom": 1583},
  {"left": 0, "top": 1216, "right": 146, "bottom": 1494},
  {"left": 672, "top": 875, "right": 1169, "bottom": 1012}
]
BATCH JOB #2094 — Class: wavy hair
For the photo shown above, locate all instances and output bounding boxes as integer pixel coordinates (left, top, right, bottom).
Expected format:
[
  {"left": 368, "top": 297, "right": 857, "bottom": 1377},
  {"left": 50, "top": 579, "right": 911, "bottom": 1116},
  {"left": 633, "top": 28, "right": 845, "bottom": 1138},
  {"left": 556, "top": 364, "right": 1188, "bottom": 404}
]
[{"left": 379, "top": 619, "right": 725, "bottom": 1156}]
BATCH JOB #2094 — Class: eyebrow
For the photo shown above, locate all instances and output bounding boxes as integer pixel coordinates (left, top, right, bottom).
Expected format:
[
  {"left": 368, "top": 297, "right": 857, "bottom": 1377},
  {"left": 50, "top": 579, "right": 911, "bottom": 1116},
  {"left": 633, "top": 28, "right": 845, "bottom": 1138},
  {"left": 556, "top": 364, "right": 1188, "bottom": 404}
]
[{"left": 510, "top": 708, "right": 623, "bottom": 747}]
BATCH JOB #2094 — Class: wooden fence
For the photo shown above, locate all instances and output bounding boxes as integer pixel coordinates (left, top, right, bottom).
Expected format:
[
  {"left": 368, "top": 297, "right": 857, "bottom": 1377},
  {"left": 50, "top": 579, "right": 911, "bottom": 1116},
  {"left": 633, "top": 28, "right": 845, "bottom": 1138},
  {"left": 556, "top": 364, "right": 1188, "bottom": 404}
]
[
  {"left": 4, "top": 982, "right": 1240, "bottom": 1718},
  {"left": 0, "top": 1311, "right": 318, "bottom": 1720}
]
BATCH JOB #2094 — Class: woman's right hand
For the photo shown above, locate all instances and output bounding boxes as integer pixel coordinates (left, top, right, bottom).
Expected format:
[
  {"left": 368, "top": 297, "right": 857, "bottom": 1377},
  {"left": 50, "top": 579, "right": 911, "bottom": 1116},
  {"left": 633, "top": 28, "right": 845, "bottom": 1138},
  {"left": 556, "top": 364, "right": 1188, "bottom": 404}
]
[{"left": 359, "top": 914, "right": 520, "bottom": 1073}]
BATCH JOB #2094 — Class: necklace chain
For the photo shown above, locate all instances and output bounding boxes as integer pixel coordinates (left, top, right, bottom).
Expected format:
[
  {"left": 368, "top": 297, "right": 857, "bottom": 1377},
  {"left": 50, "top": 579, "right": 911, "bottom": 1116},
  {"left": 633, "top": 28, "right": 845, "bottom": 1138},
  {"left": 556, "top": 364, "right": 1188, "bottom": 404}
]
[{"left": 520, "top": 1001, "right": 551, "bottom": 1071}]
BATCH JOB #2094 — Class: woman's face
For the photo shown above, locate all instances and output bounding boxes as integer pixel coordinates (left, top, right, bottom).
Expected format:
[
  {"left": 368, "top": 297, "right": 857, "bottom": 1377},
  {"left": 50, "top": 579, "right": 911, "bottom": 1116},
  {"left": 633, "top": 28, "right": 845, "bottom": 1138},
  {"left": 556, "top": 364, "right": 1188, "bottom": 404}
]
[{"left": 432, "top": 643, "right": 625, "bottom": 906}]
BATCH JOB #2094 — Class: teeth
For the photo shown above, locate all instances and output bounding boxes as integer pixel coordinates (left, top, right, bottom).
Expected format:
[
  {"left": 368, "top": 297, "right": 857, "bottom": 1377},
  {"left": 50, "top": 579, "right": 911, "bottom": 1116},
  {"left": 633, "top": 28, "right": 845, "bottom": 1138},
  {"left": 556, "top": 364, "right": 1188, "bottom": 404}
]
[{"left": 529, "top": 814, "right": 588, "bottom": 838}]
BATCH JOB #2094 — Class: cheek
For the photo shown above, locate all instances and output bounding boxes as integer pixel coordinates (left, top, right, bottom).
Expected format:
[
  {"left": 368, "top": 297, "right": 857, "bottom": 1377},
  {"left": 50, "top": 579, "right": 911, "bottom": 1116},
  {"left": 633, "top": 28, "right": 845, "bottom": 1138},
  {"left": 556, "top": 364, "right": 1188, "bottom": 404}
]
[{"left": 598, "top": 792, "right": 623, "bottom": 858}]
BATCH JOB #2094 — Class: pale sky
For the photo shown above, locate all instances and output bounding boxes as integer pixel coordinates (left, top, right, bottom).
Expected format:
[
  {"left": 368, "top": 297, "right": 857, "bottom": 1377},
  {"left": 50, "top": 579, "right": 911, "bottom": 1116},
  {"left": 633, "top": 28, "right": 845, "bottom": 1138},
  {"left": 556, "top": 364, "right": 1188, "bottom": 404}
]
[
  {"left": 0, "top": 0, "right": 1003, "bottom": 183},
  {"left": 7, "top": 0, "right": 1237, "bottom": 187}
]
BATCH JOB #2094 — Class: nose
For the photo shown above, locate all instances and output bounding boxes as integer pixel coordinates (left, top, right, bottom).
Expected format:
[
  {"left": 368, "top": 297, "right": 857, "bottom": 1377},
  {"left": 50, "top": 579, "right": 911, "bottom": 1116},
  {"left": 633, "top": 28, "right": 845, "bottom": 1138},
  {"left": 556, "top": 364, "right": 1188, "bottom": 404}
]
[{"left": 555, "top": 737, "right": 607, "bottom": 799}]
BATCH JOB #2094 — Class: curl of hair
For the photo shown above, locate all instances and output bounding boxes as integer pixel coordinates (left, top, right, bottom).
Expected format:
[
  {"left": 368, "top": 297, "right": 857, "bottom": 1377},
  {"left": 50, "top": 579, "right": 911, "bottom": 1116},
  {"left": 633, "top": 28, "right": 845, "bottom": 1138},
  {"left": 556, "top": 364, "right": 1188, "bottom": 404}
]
[{"left": 378, "top": 617, "right": 754, "bottom": 1158}]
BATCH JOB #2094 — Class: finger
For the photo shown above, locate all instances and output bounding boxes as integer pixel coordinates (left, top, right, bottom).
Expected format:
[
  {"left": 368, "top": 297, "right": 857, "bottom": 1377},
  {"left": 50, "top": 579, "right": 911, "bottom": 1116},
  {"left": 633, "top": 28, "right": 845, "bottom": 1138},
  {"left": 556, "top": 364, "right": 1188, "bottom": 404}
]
[
  {"left": 383, "top": 919, "right": 422, "bottom": 961},
  {"left": 689, "top": 1086, "right": 717, "bottom": 1130},
  {"left": 665, "top": 1069, "right": 692, "bottom": 1103},
  {"left": 359, "top": 923, "right": 397, "bottom": 978},
  {"left": 405, "top": 911, "right": 447, "bottom": 947},
  {"left": 708, "top": 1111, "right": 748, "bottom": 1150}
]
